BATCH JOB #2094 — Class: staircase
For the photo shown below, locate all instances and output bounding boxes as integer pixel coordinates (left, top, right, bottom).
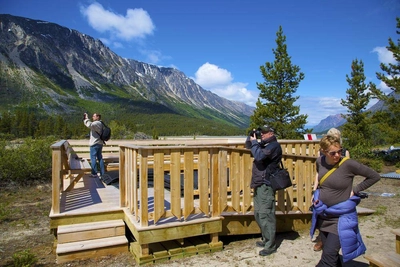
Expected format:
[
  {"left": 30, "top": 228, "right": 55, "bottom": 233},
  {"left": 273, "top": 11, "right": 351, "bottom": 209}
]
[{"left": 56, "top": 219, "right": 128, "bottom": 264}]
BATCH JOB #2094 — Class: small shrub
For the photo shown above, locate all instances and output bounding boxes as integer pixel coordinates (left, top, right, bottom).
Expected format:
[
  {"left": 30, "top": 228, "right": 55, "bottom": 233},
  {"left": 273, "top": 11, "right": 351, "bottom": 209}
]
[
  {"left": 0, "top": 203, "right": 12, "bottom": 222},
  {"left": 0, "top": 137, "right": 57, "bottom": 185},
  {"left": 12, "top": 249, "right": 38, "bottom": 267},
  {"left": 357, "top": 158, "right": 382, "bottom": 173},
  {"left": 374, "top": 205, "right": 387, "bottom": 216}
]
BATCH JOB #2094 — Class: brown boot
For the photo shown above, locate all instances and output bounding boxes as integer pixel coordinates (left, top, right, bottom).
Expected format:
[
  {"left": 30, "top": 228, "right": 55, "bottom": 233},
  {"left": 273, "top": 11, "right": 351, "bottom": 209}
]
[{"left": 313, "top": 240, "right": 323, "bottom": 251}]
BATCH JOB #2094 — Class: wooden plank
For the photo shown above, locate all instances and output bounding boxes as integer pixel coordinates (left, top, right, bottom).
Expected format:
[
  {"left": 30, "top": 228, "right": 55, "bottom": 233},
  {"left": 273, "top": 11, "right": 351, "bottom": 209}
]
[
  {"left": 219, "top": 149, "right": 228, "bottom": 212},
  {"left": 198, "top": 149, "right": 209, "bottom": 214},
  {"left": 183, "top": 150, "right": 194, "bottom": 220},
  {"left": 139, "top": 148, "right": 149, "bottom": 227},
  {"left": 137, "top": 218, "right": 222, "bottom": 244},
  {"left": 69, "top": 157, "right": 91, "bottom": 170},
  {"left": 364, "top": 252, "right": 400, "bottom": 267},
  {"left": 132, "top": 149, "right": 139, "bottom": 218},
  {"left": 392, "top": 228, "right": 400, "bottom": 254},
  {"left": 51, "top": 142, "right": 63, "bottom": 215},
  {"left": 56, "top": 236, "right": 128, "bottom": 254},
  {"left": 230, "top": 151, "right": 241, "bottom": 212},
  {"left": 170, "top": 150, "right": 182, "bottom": 220},
  {"left": 154, "top": 151, "right": 165, "bottom": 224},
  {"left": 210, "top": 148, "right": 220, "bottom": 217},
  {"left": 241, "top": 153, "right": 252, "bottom": 213},
  {"left": 150, "top": 242, "right": 170, "bottom": 263},
  {"left": 56, "top": 236, "right": 128, "bottom": 264},
  {"left": 58, "top": 220, "right": 125, "bottom": 243}
]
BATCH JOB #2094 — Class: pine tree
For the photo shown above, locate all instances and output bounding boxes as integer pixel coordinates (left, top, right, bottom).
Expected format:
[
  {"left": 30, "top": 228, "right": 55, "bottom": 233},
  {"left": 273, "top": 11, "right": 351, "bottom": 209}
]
[
  {"left": 370, "top": 17, "right": 400, "bottom": 144},
  {"left": 341, "top": 59, "right": 374, "bottom": 151},
  {"left": 251, "top": 26, "right": 307, "bottom": 139}
]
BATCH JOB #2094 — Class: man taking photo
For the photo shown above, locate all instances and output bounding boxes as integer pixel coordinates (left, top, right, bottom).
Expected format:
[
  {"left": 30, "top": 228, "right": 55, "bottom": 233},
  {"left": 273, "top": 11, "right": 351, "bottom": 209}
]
[
  {"left": 83, "top": 112, "right": 105, "bottom": 179},
  {"left": 245, "top": 125, "right": 282, "bottom": 256}
]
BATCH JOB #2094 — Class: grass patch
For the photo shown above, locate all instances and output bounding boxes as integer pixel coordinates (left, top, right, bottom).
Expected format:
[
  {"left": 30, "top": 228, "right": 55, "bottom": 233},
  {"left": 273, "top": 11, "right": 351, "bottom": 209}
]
[
  {"left": 12, "top": 249, "right": 38, "bottom": 267},
  {"left": 373, "top": 205, "right": 387, "bottom": 215},
  {"left": 385, "top": 216, "right": 400, "bottom": 228}
]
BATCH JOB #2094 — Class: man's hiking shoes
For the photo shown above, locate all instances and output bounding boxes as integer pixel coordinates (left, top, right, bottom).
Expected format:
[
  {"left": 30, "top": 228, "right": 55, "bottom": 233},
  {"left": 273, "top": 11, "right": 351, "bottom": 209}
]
[
  {"left": 259, "top": 248, "right": 277, "bottom": 256},
  {"left": 256, "top": 241, "right": 265, "bottom": 248}
]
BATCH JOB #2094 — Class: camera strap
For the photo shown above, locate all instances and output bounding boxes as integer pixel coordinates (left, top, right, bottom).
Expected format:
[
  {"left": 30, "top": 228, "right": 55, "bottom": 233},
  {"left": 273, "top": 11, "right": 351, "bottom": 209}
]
[{"left": 319, "top": 157, "right": 349, "bottom": 185}]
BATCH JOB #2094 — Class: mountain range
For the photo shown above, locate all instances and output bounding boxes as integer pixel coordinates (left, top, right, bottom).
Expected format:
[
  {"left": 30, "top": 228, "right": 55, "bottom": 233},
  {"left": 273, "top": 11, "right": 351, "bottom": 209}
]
[
  {"left": 2, "top": 14, "right": 391, "bottom": 135},
  {"left": 311, "top": 89, "right": 399, "bottom": 133},
  {"left": 0, "top": 14, "right": 254, "bottom": 135}
]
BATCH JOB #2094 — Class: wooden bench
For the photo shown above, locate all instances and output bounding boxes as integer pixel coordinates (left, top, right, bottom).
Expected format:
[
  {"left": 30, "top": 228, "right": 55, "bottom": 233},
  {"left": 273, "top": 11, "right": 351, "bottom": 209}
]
[
  {"left": 364, "top": 228, "right": 400, "bottom": 267},
  {"left": 63, "top": 141, "right": 92, "bottom": 191},
  {"left": 66, "top": 140, "right": 120, "bottom": 172}
]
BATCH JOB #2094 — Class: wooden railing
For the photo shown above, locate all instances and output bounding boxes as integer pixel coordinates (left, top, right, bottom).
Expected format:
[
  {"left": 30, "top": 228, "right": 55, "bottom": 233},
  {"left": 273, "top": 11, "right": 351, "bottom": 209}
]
[
  {"left": 119, "top": 140, "right": 319, "bottom": 227},
  {"left": 51, "top": 139, "right": 319, "bottom": 220}
]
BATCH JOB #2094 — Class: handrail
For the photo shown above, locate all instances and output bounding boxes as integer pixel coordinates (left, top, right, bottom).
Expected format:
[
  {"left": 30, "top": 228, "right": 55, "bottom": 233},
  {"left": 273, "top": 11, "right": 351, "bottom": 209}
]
[
  {"left": 51, "top": 139, "right": 319, "bottom": 218},
  {"left": 119, "top": 144, "right": 318, "bottom": 227}
]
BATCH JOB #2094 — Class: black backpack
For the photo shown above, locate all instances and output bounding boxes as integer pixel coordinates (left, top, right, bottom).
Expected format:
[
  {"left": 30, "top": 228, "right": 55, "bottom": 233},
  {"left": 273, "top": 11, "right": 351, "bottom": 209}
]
[{"left": 97, "top": 121, "right": 111, "bottom": 143}]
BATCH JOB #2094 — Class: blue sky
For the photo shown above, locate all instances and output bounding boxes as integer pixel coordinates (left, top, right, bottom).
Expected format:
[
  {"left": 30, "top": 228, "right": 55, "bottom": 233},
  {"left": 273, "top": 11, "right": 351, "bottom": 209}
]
[{"left": 1, "top": 0, "right": 399, "bottom": 127}]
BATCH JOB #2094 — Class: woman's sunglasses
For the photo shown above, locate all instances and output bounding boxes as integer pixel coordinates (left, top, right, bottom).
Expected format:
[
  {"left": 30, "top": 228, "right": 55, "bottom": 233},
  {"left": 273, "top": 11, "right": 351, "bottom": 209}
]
[{"left": 325, "top": 149, "right": 343, "bottom": 156}]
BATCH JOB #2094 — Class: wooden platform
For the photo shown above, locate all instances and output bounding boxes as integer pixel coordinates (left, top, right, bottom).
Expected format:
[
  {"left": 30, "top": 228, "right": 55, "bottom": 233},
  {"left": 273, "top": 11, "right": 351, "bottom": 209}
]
[{"left": 49, "top": 172, "right": 377, "bottom": 264}]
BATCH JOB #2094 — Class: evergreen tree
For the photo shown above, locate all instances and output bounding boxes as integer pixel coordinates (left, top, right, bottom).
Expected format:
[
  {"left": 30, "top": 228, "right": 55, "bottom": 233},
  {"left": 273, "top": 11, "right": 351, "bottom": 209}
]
[
  {"left": 370, "top": 17, "right": 400, "bottom": 144},
  {"left": 251, "top": 26, "right": 307, "bottom": 139},
  {"left": 341, "top": 59, "right": 374, "bottom": 151},
  {"left": 0, "top": 111, "right": 12, "bottom": 135}
]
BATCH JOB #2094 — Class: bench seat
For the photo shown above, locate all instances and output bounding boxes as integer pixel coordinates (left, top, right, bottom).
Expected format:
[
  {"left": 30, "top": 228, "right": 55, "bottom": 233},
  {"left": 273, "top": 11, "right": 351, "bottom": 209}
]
[
  {"left": 69, "top": 156, "right": 91, "bottom": 171},
  {"left": 364, "top": 251, "right": 400, "bottom": 267}
]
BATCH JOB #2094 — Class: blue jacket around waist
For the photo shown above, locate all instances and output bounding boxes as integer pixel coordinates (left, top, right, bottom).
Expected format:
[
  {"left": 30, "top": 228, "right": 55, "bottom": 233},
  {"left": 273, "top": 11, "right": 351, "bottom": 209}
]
[{"left": 310, "top": 190, "right": 366, "bottom": 263}]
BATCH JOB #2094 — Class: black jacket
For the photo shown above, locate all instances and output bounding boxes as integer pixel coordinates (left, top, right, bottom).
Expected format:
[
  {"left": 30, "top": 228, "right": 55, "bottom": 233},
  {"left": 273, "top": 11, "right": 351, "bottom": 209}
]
[{"left": 245, "top": 135, "right": 282, "bottom": 188}]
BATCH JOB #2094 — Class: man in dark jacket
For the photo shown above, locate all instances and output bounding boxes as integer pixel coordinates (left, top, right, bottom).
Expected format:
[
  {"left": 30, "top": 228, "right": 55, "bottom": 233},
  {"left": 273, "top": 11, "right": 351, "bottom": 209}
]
[{"left": 245, "top": 125, "right": 282, "bottom": 256}]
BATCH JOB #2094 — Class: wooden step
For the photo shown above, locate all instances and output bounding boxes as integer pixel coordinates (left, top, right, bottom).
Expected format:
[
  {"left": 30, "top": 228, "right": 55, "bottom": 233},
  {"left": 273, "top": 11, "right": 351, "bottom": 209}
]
[
  {"left": 56, "top": 236, "right": 128, "bottom": 264},
  {"left": 364, "top": 251, "right": 400, "bottom": 267},
  {"left": 58, "top": 219, "right": 125, "bottom": 244}
]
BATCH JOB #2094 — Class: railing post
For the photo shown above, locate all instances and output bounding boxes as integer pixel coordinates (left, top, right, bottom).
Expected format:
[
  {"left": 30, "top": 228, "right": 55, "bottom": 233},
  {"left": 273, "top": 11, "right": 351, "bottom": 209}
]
[
  {"left": 119, "top": 145, "right": 126, "bottom": 208},
  {"left": 210, "top": 148, "right": 220, "bottom": 217},
  {"left": 50, "top": 140, "right": 66, "bottom": 215}
]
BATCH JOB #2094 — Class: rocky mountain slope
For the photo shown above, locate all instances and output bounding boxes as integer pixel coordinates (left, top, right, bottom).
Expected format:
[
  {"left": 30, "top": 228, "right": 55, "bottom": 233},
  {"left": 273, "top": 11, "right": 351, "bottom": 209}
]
[{"left": 0, "top": 14, "right": 253, "bottom": 129}]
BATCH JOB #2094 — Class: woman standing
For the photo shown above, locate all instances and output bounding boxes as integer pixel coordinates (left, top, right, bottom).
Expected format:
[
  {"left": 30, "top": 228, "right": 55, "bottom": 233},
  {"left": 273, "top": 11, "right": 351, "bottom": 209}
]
[
  {"left": 310, "top": 135, "right": 380, "bottom": 266},
  {"left": 312, "top": 128, "right": 350, "bottom": 252}
]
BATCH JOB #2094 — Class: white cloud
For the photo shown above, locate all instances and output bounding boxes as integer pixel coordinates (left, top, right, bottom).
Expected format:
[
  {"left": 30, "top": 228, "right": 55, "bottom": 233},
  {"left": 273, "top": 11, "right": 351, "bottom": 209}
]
[
  {"left": 194, "top": 63, "right": 233, "bottom": 87},
  {"left": 193, "top": 63, "right": 258, "bottom": 106},
  {"left": 372, "top": 46, "right": 397, "bottom": 94},
  {"left": 192, "top": 63, "right": 349, "bottom": 126},
  {"left": 80, "top": 2, "right": 155, "bottom": 41},
  {"left": 372, "top": 46, "right": 395, "bottom": 64}
]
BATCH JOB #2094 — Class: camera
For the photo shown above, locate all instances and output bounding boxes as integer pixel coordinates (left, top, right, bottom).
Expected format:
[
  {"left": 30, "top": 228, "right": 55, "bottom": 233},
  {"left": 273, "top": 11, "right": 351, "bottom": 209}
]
[
  {"left": 83, "top": 112, "right": 88, "bottom": 121},
  {"left": 249, "top": 128, "right": 262, "bottom": 139},
  {"left": 356, "top": 192, "right": 368, "bottom": 199}
]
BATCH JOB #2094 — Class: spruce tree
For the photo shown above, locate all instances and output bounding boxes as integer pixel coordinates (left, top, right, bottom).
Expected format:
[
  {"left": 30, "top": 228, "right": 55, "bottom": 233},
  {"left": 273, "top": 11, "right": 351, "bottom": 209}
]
[
  {"left": 341, "top": 59, "right": 374, "bottom": 152},
  {"left": 251, "top": 26, "right": 307, "bottom": 139},
  {"left": 370, "top": 17, "right": 400, "bottom": 144}
]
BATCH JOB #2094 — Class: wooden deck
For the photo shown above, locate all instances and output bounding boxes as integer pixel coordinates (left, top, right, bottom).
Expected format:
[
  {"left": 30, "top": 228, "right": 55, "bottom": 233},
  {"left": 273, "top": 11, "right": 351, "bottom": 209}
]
[
  {"left": 49, "top": 139, "right": 376, "bottom": 264},
  {"left": 50, "top": 170, "right": 375, "bottom": 230}
]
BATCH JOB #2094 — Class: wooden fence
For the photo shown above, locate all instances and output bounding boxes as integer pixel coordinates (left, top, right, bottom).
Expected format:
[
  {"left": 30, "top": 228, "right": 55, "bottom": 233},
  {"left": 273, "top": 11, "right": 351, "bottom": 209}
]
[
  {"left": 118, "top": 140, "right": 319, "bottom": 227},
  {"left": 50, "top": 139, "right": 320, "bottom": 220}
]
